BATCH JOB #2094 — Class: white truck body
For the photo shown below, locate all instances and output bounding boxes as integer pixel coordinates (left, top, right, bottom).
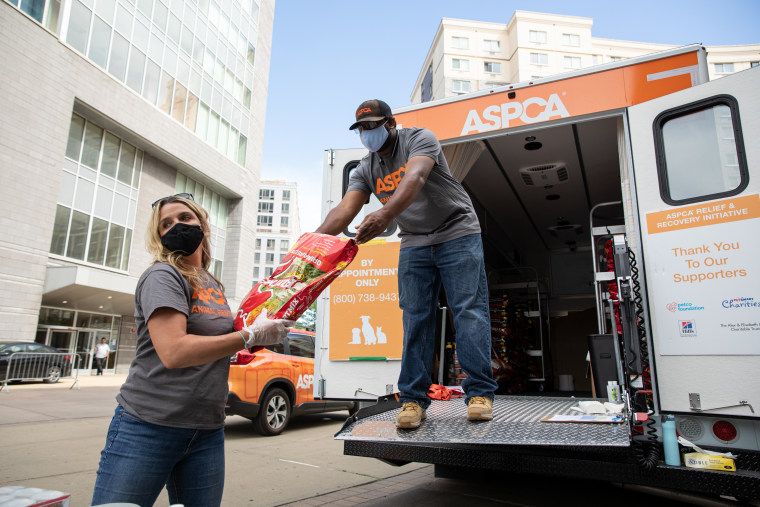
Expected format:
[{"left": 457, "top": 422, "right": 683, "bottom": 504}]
[{"left": 315, "top": 44, "right": 760, "bottom": 498}]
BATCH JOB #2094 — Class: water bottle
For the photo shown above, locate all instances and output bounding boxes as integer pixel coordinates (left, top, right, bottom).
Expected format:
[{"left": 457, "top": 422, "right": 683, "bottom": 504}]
[
  {"left": 662, "top": 414, "right": 680, "bottom": 466},
  {"left": 606, "top": 380, "right": 620, "bottom": 403}
]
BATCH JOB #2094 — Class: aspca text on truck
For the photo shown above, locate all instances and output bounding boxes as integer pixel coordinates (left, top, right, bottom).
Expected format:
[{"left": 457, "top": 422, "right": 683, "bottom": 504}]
[{"left": 315, "top": 44, "right": 760, "bottom": 502}]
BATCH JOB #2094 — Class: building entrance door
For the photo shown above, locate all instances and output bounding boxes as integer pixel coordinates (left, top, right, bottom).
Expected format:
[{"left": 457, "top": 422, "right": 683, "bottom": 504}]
[
  {"left": 75, "top": 331, "right": 96, "bottom": 375},
  {"left": 48, "top": 330, "right": 74, "bottom": 354}
]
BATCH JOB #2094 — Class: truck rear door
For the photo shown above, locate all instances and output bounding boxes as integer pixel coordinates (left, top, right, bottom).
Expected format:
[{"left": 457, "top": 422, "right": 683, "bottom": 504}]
[
  {"left": 314, "top": 148, "right": 403, "bottom": 401},
  {"left": 627, "top": 66, "right": 760, "bottom": 418}
]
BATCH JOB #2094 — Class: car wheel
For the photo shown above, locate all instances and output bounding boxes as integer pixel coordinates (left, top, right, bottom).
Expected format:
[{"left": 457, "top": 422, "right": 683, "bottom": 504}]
[
  {"left": 253, "top": 387, "right": 291, "bottom": 436},
  {"left": 42, "top": 365, "right": 62, "bottom": 384}
]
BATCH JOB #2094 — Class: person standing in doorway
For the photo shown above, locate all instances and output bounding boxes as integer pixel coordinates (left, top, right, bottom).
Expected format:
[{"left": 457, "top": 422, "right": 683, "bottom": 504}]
[
  {"left": 315, "top": 100, "right": 497, "bottom": 429},
  {"left": 93, "top": 338, "right": 110, "bottom": 375},
  {"left": 91, "top": 193, "right": 294, "bottom": 507}
]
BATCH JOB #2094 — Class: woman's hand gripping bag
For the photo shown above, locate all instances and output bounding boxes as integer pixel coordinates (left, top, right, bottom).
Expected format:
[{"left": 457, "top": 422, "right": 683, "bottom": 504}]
[{"left": 234, "top": 233, "right": 358, "bottom": 349}]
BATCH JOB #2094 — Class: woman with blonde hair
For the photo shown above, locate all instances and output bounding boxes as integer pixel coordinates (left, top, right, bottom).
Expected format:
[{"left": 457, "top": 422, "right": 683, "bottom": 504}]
[{"left": 92, "top": 193, "right": 293, "bottom": 507}]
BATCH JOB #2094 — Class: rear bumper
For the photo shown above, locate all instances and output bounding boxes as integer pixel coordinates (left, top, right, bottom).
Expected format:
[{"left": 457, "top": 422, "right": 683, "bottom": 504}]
[{"left": 225, "top": 392, "right": 260, "bottom": 419}]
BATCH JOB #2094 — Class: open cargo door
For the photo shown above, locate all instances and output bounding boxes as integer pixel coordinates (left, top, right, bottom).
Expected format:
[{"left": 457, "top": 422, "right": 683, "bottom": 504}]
[{"left": 627, "top": 66, "right": 760, "bottom": 420}]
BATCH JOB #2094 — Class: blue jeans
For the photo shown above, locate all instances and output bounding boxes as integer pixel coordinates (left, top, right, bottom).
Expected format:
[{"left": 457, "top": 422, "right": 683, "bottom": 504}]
[
  {"left": 397, "top": 233, "right": 497, "bottom": 409},
  {"left": 92, "top": 405, "right": 225, "bottom": 507}
]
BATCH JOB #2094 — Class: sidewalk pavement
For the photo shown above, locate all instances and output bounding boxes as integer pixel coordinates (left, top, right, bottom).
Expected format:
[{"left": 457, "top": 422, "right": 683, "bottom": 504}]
[{"left": 1, "top": 373, "right": 128, "bottom": 392}]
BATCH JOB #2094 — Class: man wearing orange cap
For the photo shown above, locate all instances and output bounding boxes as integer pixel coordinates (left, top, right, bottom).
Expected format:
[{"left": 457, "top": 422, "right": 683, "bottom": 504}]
[{"left": 316, "top": 99, "right": 497, "bottom": 428}]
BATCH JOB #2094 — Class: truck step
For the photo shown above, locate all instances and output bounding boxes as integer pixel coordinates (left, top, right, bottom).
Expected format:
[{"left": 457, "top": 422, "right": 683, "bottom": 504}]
[{"left": 335, "top": 395, "right": 630, "bottom": 447}]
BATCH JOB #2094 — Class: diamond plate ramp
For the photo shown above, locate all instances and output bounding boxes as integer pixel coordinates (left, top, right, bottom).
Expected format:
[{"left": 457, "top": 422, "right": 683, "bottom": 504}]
[{"left": 336, "top": 395, "right": 630, "bottom": 447}]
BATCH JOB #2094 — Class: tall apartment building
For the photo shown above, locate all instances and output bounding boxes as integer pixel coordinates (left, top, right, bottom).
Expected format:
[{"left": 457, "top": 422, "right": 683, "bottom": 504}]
[
  {"left": 253, "top": 180, "right": 300, "bottom": 283},
  {"left": 411, "top": 11, "right": 760, "bottom": 103},
  {"left": 0, "top": 0, "right": 274, "bottom": 373}
]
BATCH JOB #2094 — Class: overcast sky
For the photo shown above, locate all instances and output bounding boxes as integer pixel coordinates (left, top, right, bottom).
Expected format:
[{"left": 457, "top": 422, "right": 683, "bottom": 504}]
[{"left": 260, "top": 0, "right": 760, "bottom": 233}]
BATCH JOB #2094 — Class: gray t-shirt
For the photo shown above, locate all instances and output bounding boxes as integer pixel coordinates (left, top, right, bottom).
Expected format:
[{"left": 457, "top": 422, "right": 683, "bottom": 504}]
[
  {"left": 117, "top": 263, "right": 233, "bottom": 429},
  {"left": 346, "top": 127, "right": 480, "bottom": 247}
]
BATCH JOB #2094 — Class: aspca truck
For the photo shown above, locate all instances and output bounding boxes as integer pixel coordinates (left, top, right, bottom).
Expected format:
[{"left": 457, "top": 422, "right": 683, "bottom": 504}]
[{"left": 314, "top": 44, "right": 760, "bottom": 501}]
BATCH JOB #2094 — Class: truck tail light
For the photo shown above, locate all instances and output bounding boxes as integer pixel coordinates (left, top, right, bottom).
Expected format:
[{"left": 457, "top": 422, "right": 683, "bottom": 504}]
[
  {"left": 230, "top": 351, "right": 255, "bottom": 365},
  {"left": 712, "top": 420, "right": 738, "bottom": 442}
]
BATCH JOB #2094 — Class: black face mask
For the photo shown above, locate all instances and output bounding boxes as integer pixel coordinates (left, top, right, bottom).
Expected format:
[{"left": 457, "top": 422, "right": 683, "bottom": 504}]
[{"left": 161, "top": 223, "right": 204, "bottom": 255}]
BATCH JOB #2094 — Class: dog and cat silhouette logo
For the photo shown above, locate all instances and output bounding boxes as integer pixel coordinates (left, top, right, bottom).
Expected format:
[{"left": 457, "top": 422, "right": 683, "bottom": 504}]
[{"left": 348, "top": 315, "right": 388, "bottom": 345}]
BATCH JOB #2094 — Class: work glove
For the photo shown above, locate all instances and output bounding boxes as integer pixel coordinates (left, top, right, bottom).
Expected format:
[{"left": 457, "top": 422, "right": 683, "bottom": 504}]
[{"left": 241, "top": 309, "right": 295, "bottom": 348}]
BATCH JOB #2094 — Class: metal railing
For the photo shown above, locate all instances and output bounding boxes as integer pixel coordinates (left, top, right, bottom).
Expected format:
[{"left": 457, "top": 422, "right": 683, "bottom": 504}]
[{"left": 1, "top": 353, "right": 80, "bottom": 392}]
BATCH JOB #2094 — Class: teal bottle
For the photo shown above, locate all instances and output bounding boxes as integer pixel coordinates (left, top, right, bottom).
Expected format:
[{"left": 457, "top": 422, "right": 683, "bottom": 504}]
[{"left": 662, "top": 415, "right": 680, "bottom": 466}]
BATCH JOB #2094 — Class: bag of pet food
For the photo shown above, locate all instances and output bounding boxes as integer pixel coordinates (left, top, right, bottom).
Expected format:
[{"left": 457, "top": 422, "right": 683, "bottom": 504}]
[{"left": 234, "top": 233, "right": 358, "bottom": 332}]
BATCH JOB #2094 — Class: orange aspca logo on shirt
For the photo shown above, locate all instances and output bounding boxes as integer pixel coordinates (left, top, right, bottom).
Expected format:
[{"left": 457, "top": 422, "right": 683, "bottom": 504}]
[
  {"left": 376, "top": 164, "right": 406, "bottom": 194},
  {"left": 192, "top": 287, "right": 227, "bottom": 306}
]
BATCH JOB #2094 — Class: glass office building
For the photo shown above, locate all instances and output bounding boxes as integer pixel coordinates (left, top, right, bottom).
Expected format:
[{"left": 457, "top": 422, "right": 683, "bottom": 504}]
[{"left": 0, "top": 0, "right": 274, "bottom": 373}]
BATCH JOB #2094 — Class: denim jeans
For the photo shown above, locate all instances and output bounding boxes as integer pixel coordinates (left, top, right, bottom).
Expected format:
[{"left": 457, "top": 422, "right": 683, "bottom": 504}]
[
  {"left": 92, "top": 405, "right": 225, "bottom": 507},
  {"left": 397, "top": 233, "right": 497, "bottom": 409}
]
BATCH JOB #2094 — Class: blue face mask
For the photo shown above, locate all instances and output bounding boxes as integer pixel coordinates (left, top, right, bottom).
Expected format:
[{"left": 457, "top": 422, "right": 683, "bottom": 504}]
[{"left": 359, "top": 125, "right": 389, "bottom": 152}]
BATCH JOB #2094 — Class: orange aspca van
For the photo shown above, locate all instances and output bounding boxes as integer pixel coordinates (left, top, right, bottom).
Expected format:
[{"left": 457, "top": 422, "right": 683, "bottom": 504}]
[{"left": 226, "top": 329, "right": 356, "bottom": 436}]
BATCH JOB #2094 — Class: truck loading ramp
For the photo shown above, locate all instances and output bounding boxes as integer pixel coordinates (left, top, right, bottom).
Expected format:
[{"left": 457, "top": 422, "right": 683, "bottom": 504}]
[
  {"left": 335, "top": 395, "right": 760, "bottom": 501},
  {"left": 336, "top": 395, "right": 629, "bottom": 447}
]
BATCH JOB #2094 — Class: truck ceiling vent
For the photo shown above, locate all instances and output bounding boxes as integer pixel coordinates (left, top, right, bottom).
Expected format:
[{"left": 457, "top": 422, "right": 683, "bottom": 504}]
[{"left": 519, "top": 163, "right": 568, "bottom": 186}]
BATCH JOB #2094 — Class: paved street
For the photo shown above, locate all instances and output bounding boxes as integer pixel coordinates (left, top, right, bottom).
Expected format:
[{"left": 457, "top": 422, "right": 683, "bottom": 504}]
[
  {"left": 0, "top": 376, "right": 725, "bottom": 506},
  {"left": 0, "top": 376, "right": 429, "bottom": 506}
]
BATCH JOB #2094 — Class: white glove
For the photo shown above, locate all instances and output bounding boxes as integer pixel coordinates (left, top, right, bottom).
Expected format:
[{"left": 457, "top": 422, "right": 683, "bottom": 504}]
[{"left": 241, "top": 309, "right": 296, "bottom": 348}]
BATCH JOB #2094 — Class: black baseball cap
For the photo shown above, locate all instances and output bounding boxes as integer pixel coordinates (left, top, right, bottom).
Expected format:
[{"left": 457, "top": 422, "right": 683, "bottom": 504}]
[{"left": 349, "top": 99, "right": 393, "bottom": 130}]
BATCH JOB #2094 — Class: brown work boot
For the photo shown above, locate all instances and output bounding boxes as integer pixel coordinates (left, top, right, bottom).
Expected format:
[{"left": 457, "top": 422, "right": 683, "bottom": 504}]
[
  {"left": 396, "top": 402, "right": 426, "bottom": 429},
  {"left": 467, "top": 396, "right": 493, "bottom": 421}
]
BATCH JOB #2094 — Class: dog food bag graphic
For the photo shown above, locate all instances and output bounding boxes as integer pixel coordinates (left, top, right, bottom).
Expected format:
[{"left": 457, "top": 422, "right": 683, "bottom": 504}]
[{"left": 234, "top": 233, "right": 358, "bottom": 342}]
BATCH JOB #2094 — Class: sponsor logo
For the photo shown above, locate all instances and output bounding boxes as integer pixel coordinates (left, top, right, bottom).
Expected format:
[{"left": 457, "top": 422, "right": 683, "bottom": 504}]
[
  {"left": 667, "top": 302, "right": 705, "bottom": 312},
  {"left": 721, "top": 296, "right": 760, "bottom": 309},
  {"left": 680, "top": 320, "right": 697, "bottom": 336}
]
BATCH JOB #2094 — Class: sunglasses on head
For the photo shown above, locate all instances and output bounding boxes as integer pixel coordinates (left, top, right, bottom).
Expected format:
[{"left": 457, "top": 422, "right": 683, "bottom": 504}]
[
  {"left": 151, "top": 193, "right": 195, "bottom": 209},
  {"left": 352, "top": 118, "right": 388, "bottom": 133}
]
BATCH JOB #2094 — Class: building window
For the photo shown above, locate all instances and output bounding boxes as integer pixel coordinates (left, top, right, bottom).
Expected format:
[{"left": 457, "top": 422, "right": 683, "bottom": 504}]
[
  {"left": 281, "top": 190, "right": 291, "bottom": 201},
  {"left": 253, "top": 266, "right": 259, "bottom": 279},
  {"left": 562, "top": 34, "right": 580, "bottom": 47},
  {"left": 563, "top": 56, "right": 581, "bottom": 69},
  {"left": 421, "top": 64, "right": 433, "bottom": 103},
  {"left": 257, "top": 216, "right": 272, "bottom": 227},
  {"left": 451, "top": 36, "right": 469, "bottom": 49},
  {"left": 714, "top": 63, "right": 735, "bottom": 74},
  {"left": 254, "top": 252, "right": 260, "bottom": 262},
  {"left": 484, "top": 62, "right": 501, "bottom": 73},
  {"left": 530, "top": 53, "right": 548, "bottom": 66},
  {"left": 265, "top": 267, "right": 273, "bottom": 277},
  {"left": 265, "top": 253, "right": 274, "bottom": 263},
  {"left": 174, "top": 173, "right": 229, "bottom": 279},
  {"left": 258, "top": 202, "right": 273, "bottom": 213},
  {"left": 610, "top": 56, "right": 624, "bottom": 62},
  {"left": 483, "top": 82, "right": 508, "bottom": 90},
  {"left": 483, "top": 39, "right": 500, "bottom": 51},
  {"left": 255, "top": 238, "right": 261, "bottom": 248},
  {"left": 51, "top": 114, "right": 141, "bottom": 271},
  {"left": 281, "top": 203, "right": 289, "bottom": 214},
  {"left": 452, "top": 80, "right": 471, "bottom": 93},
  {"left": 452, "top": 58, "right": 469, "bottom": 71},
  {"left": 280, "top": 239, "right": 289, "bottom": 250},
  {"left": 529, "top": 30, "right": 547, "bottom": 43},
  {"left": 63, "top": 0, "right": 258, "bottom": 167},
  {"left": 593, "top": 55, "right": 600, "bottom": 65},
  {"left": 280, "top": 216, "right": 289, "bottom": 227},
  {"left": 259, "top": 189, "right": 274, "bottom": 200},
  {"left": 266, "top": 239, "right": 275, "bottom": 250}
]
